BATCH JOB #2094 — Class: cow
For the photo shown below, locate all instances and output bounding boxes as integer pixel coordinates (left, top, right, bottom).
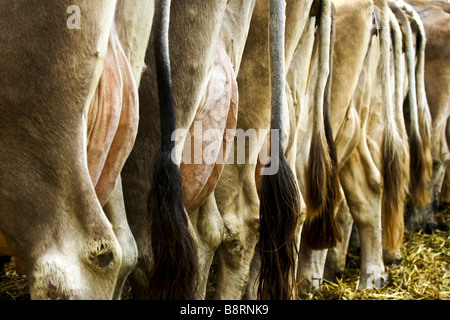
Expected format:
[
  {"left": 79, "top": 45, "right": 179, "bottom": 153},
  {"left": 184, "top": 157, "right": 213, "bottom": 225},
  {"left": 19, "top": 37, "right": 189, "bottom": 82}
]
[
  {"left": 404, "top": 0, "right": 450, "bottom": 233},
  {"left": 121, "top": 0, "right": 238, "bottom": 300},
  {"left": 0, "top": 0, "right": 155, "bottom": 299}
]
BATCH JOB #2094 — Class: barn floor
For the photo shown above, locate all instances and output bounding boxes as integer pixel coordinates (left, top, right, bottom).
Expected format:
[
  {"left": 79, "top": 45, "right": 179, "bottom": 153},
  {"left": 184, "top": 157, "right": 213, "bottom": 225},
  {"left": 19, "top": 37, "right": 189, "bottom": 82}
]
[
  {"left": 308, "top": 209, "right": 449, "bottom": 300},
  {"left": 1, "top": 209, "right": 448, "bottom": 300}
]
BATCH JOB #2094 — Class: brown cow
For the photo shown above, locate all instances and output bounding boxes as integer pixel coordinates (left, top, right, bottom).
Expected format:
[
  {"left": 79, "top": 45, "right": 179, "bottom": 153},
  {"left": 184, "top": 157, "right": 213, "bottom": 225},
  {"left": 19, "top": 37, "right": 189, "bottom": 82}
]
[
  {"left": 122, "top": 0, "right": 236, "bottom": 300},
  {"left": 0, "top": 0, "right": 154, "bottom": 299}
]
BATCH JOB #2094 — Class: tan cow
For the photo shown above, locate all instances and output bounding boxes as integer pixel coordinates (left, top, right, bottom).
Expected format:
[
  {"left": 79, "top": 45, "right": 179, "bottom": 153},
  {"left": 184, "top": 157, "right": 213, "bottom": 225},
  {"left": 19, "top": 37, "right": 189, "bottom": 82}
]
[
  {"left": 405, "top": 0, "right": 450, "bottom": 233},
  {"left": 122, "top": 0, "right": 244, "bottom": 300},
  {"left": 0, "top": 0, "right": 154, "bottom": 299}
]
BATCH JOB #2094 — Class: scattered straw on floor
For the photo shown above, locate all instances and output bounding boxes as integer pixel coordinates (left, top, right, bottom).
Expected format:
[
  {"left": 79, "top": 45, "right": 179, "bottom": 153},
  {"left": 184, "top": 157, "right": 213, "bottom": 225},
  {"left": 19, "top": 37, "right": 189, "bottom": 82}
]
[
  {"left": 308, "top": 209, "right": 449, "bottom": 300},
  {"left": 0, "top": 262, "right": 29, "bottom": 300}
]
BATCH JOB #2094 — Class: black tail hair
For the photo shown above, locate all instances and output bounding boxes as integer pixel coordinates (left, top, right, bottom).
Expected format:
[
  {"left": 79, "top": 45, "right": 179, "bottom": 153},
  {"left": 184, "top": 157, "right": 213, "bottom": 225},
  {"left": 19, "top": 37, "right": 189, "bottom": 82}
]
[
  {"left": 258, "top": 0, "right": 301, "bottom": 300},
  {"left": 147, "top": 0, "right": 198, "bottom": 300}
]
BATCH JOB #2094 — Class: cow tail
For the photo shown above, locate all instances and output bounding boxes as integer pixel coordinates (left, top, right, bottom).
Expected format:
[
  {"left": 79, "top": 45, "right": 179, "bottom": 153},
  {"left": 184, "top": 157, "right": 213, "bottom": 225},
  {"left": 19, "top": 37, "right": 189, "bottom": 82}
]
[
  {"left": 258, "top": 0, "right": 301, "bottom": 300},
  {"left": 302, "top": 0, "right": 342, "bottom": 250},
  {"left": 148, "top": 0, "right": 198, "bottom": 299},
  {"left": 403, "top": 2, "right": 433, "bottom": 207},
  {"left": 398, "top": 2, "right": 427, "bottom": 208},
  {"left": 379, "top": 4, "right": 408, "bottom": 250}
]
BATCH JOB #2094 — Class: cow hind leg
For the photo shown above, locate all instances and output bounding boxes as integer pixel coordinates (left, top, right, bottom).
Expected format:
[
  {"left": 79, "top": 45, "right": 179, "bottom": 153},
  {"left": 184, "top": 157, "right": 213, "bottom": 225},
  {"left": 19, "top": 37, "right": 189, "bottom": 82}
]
[
  {"left": 102, "top": 176, "right": 138, "bottom": 300},
  {"left": 189, "top": 194, "right": 224, "bottom": 299},
  {"left": 298, "top": 239, "right": 328, "bottom": 296},
  {"left": 212, "top": 214, "right": 259, "bottom": 299},
  {"left": 299, "top": 191, "right": 351, "bottom": 294},
  {"left": 339, "top": 149, "right": 387, "bottom": 290},
  {"left": 323, "top": 194, "right": 354, "bottom": 283},
  {"left": 212, "top": 183, "right": 260, "bottom": 300},
  {"left": 243, "top": 250, "right": 261, "bottom": 300}
]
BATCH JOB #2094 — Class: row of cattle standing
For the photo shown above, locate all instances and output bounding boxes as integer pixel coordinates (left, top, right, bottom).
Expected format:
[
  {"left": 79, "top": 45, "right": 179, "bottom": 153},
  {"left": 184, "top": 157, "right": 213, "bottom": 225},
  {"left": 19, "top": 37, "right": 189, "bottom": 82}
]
[{"left": 0, "top": 0, "right": 448, "bottom": 300}]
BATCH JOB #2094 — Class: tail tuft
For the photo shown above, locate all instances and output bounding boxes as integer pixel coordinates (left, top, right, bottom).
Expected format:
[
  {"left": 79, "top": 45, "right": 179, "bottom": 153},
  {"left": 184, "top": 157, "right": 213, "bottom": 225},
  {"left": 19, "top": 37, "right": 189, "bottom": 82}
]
[
  {"left": 303, "top": 0, "right": 341, "bottom": 250},
  {"left": 381, "top": 129, "right": 406, "bottom": 249},
  {"left": 148, "top": 149, "right": 198, "bottom": 300},
  {"left": 258, "top": 156, "right": 301, "bottom": 300}
]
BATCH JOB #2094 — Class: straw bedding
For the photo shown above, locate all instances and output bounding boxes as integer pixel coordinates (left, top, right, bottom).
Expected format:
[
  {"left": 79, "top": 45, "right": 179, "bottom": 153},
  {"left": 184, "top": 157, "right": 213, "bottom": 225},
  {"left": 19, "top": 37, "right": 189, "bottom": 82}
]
[{"left": 308, "top": 208, "right": 449, "bottom": 300}]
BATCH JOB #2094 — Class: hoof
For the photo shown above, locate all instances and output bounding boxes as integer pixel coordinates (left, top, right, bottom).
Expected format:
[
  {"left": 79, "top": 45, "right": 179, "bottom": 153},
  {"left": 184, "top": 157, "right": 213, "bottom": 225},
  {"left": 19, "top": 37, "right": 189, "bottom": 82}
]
[
  {"left": 360, "top": 272, "right": 389, "bottom": 290},
  {"left": 335, "top": 270, "right": 345, "bottom": 280},
  {"left": 437, "top": 202, "right": 450, "bottom": 212},
  {"left": 383, "top": 249, "right": 402, "bottom": 266},
  {"left": 370, "top": 274, "right": 389, "bottom": 289},
  {"left": 299, "top": 277, "right": 312, "bottom": 296},
  {"left": 0, "top": 256, "right": 11, "bottom": 273},
  {"left": 379, "top": 274, "right": 389, "bottom": 288},
  {"left": 387, "top": 257, "right": 402, "bottom": 266},
  {"left": 424, "top": 221, "right": 438, "bottom": 234}
]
